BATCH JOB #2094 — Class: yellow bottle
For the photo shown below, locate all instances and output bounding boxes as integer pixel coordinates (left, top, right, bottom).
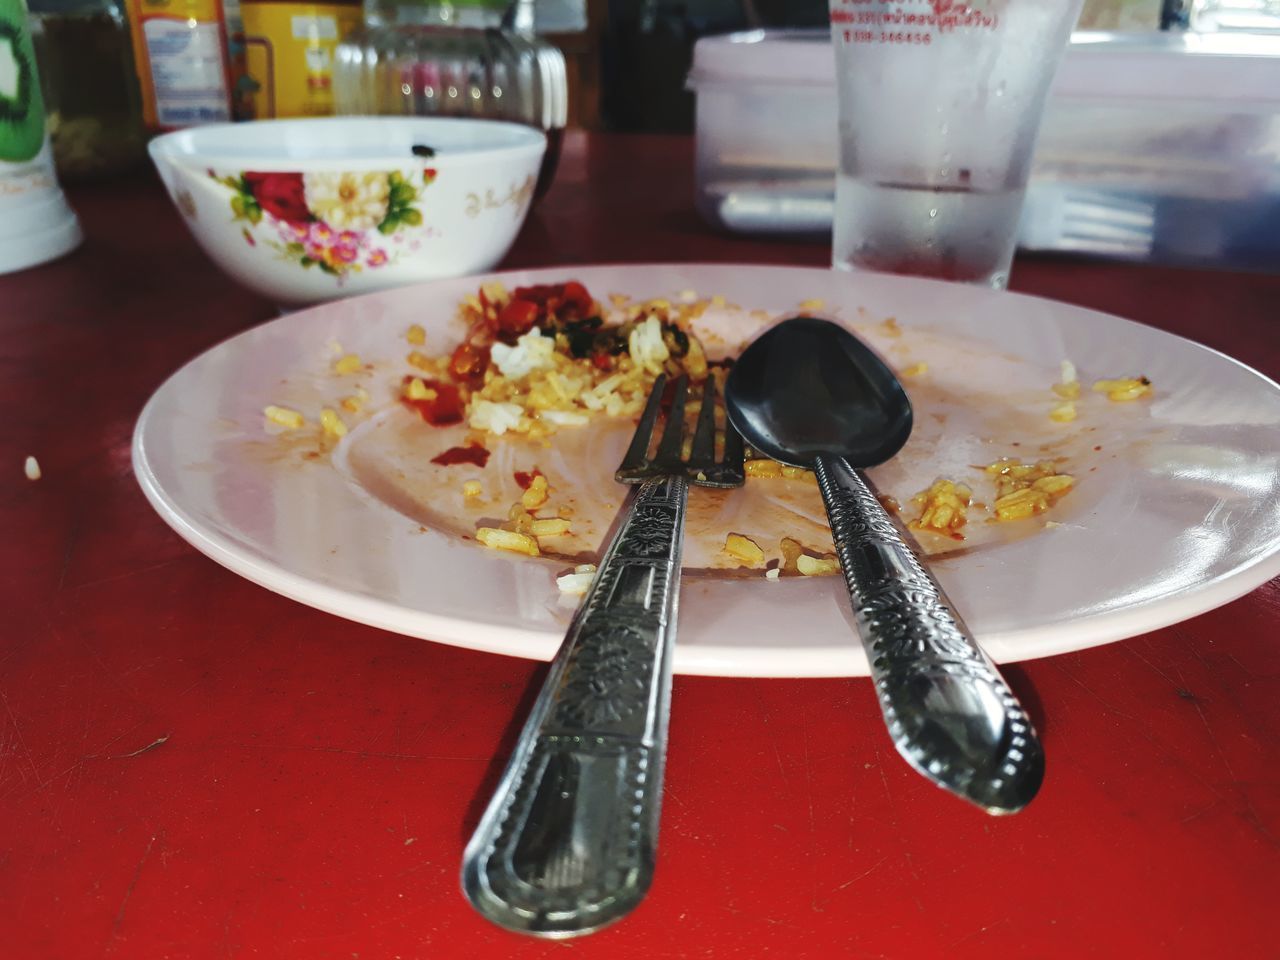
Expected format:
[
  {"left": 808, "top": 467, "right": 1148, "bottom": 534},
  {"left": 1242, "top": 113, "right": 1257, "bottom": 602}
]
[{"left": 238, "top": 0, "right": 361, "bottom": 118}]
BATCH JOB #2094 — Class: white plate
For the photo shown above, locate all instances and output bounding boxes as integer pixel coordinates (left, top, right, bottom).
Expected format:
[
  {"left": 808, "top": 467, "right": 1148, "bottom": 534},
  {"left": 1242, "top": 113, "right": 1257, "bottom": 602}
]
[{"left": 132, "top": 264, "right": 1280, "bottom": 677}]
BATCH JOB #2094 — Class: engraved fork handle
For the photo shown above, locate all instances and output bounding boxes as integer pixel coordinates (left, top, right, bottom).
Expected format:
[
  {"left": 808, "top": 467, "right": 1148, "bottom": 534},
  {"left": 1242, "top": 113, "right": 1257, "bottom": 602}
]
[
  {"left": 461, "top": 474, "right": 688, "bottom": 937},
  {"left": 813, "top": 454, "right": 1045, "bottom": 814}
]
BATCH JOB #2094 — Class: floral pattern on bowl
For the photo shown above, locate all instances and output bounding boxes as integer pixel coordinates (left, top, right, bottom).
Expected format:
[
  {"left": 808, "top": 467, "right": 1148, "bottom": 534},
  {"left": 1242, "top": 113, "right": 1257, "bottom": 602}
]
[{"left": 209, "top": 167, "right": 438, "bottom": 280}]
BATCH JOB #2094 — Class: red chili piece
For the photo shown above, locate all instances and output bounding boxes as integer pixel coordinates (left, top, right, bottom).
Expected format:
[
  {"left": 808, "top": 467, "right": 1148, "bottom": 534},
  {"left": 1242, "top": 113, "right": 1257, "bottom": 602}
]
[
  {"left": 449, "top": 342, "right": 489, "bottom": 384},
  {"left": 430, "top": 444, "right": 490, "bottom": 467},
  {"left": 400, "top": 377, "right": 465, "bottom": 426},
  {"left": 496, "top": 299, "right": 539, "bottom": 337},
  {"left": 511, "top": 281, "right": 594, "bottom": 321},
  {"left": 514, "top": 469, "right": 543, "bottom": 490}
]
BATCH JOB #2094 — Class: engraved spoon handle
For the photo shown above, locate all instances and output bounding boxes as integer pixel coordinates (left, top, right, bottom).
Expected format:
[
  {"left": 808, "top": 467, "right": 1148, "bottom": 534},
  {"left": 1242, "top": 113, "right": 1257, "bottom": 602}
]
[
  {"left": 461, "top": 474, "right": 687, "bottom": 937},
  {"left": 812, "top": 454, "right": 1045, "bottom": 814}
]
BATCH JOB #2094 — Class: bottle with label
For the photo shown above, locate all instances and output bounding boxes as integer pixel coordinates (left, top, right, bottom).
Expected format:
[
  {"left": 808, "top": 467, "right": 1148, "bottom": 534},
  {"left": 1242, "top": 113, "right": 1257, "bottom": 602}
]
[
  {"left": 28, "top": 0, "right": 148, "bottom": 179},
  {"left": 124, "top": 0, "right": 233, "bottom": 129},
  {"left": 238, "top": 0, "right": 361, "bottom": 118}
]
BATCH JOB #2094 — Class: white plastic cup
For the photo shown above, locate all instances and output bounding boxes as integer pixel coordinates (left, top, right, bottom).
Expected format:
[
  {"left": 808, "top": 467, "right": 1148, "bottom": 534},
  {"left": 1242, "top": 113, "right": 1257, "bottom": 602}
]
[{"left": 0, "top": 0, "right": 81, "bottom": 275}]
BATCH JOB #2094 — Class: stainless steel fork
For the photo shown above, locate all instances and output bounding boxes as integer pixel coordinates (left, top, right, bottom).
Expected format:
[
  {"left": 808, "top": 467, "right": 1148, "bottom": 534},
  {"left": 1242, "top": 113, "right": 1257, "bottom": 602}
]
[{"left": 461, "top": 373, "right": 745, "bottom": 938}]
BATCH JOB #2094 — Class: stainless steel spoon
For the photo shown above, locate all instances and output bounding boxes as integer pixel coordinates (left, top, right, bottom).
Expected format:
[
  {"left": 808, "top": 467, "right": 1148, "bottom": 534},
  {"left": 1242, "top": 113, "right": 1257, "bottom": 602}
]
[{"left": 725, "top": 316, "right": 1044, "bottom": 814}]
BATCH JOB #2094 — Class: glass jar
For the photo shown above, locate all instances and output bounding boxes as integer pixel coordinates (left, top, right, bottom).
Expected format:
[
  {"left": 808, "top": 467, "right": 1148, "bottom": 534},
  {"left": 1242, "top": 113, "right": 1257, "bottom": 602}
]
[
  {"left": 27, "top": 0, "right": 147, "bottom": 180},
  {"left": 333, "top": 0, "right": 566, "bottom": 196}
]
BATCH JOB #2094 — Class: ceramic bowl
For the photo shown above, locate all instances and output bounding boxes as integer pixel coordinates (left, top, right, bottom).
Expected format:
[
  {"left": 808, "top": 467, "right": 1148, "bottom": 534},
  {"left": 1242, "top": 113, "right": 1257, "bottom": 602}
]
[{"left": 149, "top": 117, "right": 546, "bottom": 305}]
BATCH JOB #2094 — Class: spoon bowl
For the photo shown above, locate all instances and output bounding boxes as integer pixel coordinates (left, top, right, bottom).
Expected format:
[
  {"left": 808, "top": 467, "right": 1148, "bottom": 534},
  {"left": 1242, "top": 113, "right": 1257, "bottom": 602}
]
[{"left": 725, "top": 316, "right": 913, "bottom": 467}]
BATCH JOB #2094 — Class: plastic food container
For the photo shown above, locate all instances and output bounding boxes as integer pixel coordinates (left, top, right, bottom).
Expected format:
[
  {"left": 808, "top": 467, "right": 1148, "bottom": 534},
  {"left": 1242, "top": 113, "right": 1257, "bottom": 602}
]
[
  {"left": 688, "top": 29, "right": 1280, "bottom": 271},
  {"left": 1021, "top": 32, "right": 1280, "bottom": 270},
  {"left": 687, "top": 29, "right": 836, "bottom": 235}
]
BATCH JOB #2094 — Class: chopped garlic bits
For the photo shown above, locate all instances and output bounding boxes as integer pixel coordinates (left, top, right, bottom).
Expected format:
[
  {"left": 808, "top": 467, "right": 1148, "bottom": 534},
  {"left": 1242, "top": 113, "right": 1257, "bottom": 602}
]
[
  {"left": 744, "top": 460, "right": 814, "bottom": 482},
  {"left": 529, "top": 517, "right": 571, "bottom": 538},
  {"left": 521, "top": 474, "right": 550, "bottom": 510},
  {"left": 1049, "top": 401, "right": 1077, "bottom": 423},
  {"left": 986, "top": 459, "right": 1075, "bottom": 521},
  {"left": 490, "top": 330, "right": 557, "bottom": 379},
  {"left": 908, "top": 479, "right": 972, "bottom": 540},
  {"left": 264, "top": 405, "right": 305, "bottom": 429},
  {"left": 319, "top": 408, "right": 348, "bottom": 439},
  {"left": 332, "top": 353, "right": 362, "bottom": 375},
  {"left": 404, "top": 378, "right": 436, "bottom": 401},
  {"left": 557, "top": 563, "right": 597, "bottom": 596},
  {"left": 627, "top": 315, "right": 670, "bottom": 374},
  {"left": 796, "top": 555, "right": 840, "bottom": 576},
  {"left": 724, "top": 533, "right": 765, "bottom": 567},
  {"left": 1093, "top": 377, "right": 1153, "bottom": 402},
  {"left": 476, "top": 527, "right": 540, "bottom": 556}
]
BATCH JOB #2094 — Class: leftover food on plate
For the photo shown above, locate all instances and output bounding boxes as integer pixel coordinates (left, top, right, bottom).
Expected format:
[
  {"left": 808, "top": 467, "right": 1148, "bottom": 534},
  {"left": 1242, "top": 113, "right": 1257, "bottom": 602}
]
[
  {"left": 261, "top": 278, "right": 1155, "bottom": 577},
  {"left": 395, "top": 280, "right": 714, "bottom": 438}
]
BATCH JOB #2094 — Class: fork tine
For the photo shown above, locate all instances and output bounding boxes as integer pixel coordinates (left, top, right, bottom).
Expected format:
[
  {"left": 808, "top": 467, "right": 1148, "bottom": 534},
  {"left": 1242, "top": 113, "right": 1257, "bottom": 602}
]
[
  {"left": 616, "top": 370, "right": 744, "bottom": 487},
  {"left": 653, "top": 375, "right": 689, "bottom": 467},
  {"left": 617, "top": 372, "right": 667, "bottom": 477},
  {"left": 687, "top": 377, "right": 716, "bottom": 472}
]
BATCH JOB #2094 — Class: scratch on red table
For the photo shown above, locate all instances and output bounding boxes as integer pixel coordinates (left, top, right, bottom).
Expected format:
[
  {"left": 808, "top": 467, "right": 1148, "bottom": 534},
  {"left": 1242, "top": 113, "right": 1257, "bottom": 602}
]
[
  {"left": 1156, "top": 638, "right": 1239, "bottom": 780},
  {"left": 61, "top": 555, "right": 192, "bottom": 596},
  {"left": 801, "top": 720, "right": 816, "bottom": 842},
  {"left": 951, "top": 915, "right": 1012, "bottom": 948},
  {"left": 1176, "top": 624, "right": 1258, "bottom": 698},
  {"left": 390, "top": 855, "right": 445, "bottom": 885},
  {"left": 0, "top": 632, "right": 22, "bottom": 673},
  {"left": 242, "top": 743, "right": 489, "bottom": 763},
  {"left": 1130, "top": 630, "right": 1276, "bottom": 847},
  {"left": 107, "top": 832, "right": 161, "bottom": 948},
  {"left": 1121, "top": 642, "right": 1185, "bottom": 692},
  {"left": 1181, "top": 798, "right": 1226, "bottom": 826},
  {"left": 1183, "top": 637, "right": 1239, "bottom": 678},
  {"left": 813, "top": 855, "right": 890, "bottom": 911},
  {"left": 873, "top": 741, "right": 925, "bottom": 914},
  {"left": 110, "top": 734, "right": 170, "bottom": 758},
  {"left": 1179, "top": 672, "right": 1278, "bottom": 847},
  {"left": 220, "top": 910, "right": 236, "bottom": 960},
  {"left": 1180, "top": 686, "right": 1237, "bottom": 776},
  {"left": 1221, "top": 649, "right": 1250, "bottom": 673},
  {"left": 55, "top": 512, "right": 81, "bottom": 592},
  {"left": 1052, "top": 657, "right": 1235, "bottom": 805},
  {"left": 752, "top": 687, "right": 788, "bottom": 787},
  {"left": 0, "top": 688, "right": 44, "bottom": 791},
  {"left": 1050, "top": 659, "right": 1141, "bottom": 724},
  {"left": 2, "top": 722, "right": 174, "bottom": 805},
  {"left": 797, "top": 703, "right": 827, "bottom": 915}
]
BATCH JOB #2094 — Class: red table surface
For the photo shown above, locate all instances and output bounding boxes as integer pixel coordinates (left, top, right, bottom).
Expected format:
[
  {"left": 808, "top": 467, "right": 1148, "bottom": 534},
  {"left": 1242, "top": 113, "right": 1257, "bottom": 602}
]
[{"left": 2, "top": 132, "right": 1278, "bottom": 960}]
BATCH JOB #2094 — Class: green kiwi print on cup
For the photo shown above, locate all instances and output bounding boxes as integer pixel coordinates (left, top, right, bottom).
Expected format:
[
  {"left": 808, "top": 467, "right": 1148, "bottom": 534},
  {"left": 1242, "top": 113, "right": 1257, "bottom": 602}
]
[{"left": 0, "top": 0, "right": 46, "bottom": 164}]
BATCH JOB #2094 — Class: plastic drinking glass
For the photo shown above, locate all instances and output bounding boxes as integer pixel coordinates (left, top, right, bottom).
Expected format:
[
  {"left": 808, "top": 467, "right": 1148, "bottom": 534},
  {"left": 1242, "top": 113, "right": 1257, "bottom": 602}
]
[{"left": 828, "top": 0, "right": 1084, "bottom": 287}]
